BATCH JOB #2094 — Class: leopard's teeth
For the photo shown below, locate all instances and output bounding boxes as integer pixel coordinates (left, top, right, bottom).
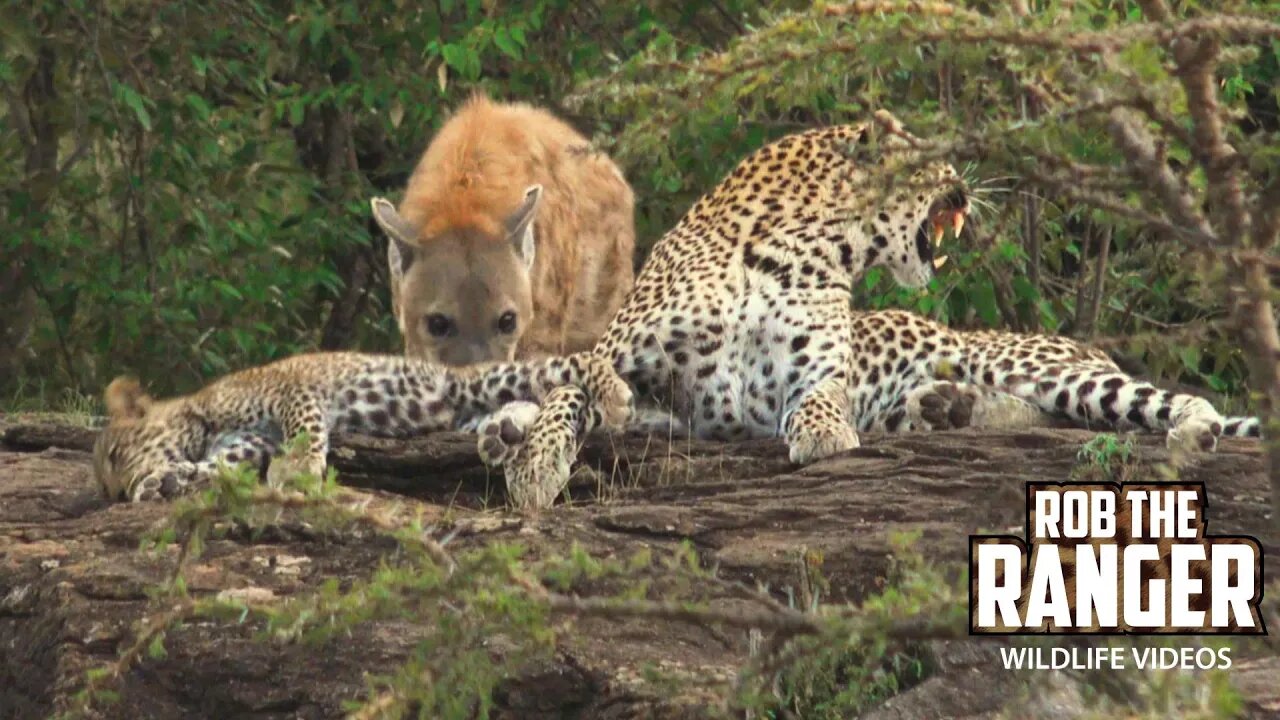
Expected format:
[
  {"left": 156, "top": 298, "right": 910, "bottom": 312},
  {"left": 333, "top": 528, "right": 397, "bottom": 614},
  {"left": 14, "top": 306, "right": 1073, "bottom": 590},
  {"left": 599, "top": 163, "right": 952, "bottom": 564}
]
[{"left": 933, "top": 255, "right": 949, "bottom": 269}]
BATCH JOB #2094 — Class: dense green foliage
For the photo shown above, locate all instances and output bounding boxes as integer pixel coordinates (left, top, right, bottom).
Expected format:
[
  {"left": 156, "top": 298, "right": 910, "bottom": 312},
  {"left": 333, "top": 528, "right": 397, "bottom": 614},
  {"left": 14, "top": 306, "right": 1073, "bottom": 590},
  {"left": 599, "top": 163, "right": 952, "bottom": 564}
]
[
  {"left": 2, "top": 0, "right": 765, "bottom": 400},
  {"left": 3, "top": 1, "right": 1277, "bottom": 411}
]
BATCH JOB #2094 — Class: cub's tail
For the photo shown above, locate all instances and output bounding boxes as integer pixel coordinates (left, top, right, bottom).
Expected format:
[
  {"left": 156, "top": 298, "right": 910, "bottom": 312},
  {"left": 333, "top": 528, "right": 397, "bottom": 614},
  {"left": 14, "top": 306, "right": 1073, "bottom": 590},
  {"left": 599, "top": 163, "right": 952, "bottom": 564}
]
[{"left": 1222, "top": 416, "right": 1261, "bottom": 438}]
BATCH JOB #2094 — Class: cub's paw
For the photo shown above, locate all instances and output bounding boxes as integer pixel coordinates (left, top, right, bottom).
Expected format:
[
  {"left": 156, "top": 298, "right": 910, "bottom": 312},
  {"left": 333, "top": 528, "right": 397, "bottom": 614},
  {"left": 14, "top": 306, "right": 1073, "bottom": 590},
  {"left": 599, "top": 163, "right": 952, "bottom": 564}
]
[
  {"left": 1167, "top": 414, "right": 1223, "bottom": 454},
  {"left": 581, "top": 355, "right": 633, "bottom": 430},
  {"left": 265, "top": 452, "right": 328, "bottom": 488},
  {"left": 788, "top": 421, "right": 860, "bottom": 465},
  {"left": 129, "top": 462, "right": 199, "bottom": 501},
  {"left": 476, "top": 402, "right": 541, "bottom": 467},
  {"left": 906, "top": 381, "right": 977, "bottom": 430}
]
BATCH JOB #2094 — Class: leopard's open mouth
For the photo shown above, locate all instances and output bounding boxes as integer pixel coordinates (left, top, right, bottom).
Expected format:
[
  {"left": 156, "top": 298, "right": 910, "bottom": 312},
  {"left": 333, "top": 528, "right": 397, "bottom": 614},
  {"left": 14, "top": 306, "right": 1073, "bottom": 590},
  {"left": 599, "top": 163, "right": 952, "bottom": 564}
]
[{"left": 928, "top": 188, "right": 970, "bottom": 270}]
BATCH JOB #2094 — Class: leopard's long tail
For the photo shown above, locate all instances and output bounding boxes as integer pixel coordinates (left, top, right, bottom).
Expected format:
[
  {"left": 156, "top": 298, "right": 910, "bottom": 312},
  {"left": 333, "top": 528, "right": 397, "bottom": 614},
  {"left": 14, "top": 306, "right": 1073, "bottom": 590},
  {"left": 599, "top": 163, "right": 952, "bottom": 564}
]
[{"left": 956, "top": 331, "right": 1225, "bottom": 438}]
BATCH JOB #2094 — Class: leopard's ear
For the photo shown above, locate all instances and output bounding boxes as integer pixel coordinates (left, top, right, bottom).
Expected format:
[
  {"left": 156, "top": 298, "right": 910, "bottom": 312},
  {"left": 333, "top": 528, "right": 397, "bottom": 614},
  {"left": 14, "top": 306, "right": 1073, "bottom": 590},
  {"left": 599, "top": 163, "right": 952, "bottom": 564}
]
[{"left": 104, "top": 376, "right": 152, "bottom": 421}]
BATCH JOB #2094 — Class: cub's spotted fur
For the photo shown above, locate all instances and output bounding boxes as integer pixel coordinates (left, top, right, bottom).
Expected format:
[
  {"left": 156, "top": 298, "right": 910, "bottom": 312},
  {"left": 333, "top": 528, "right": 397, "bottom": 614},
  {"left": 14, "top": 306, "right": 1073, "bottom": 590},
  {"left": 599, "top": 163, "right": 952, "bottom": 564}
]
[
  {"left": 478, "top": 119, "right": 1254, "bottom": 509},
  {"left": 93, "top": 352, "right": 630, "bottom": 502}
]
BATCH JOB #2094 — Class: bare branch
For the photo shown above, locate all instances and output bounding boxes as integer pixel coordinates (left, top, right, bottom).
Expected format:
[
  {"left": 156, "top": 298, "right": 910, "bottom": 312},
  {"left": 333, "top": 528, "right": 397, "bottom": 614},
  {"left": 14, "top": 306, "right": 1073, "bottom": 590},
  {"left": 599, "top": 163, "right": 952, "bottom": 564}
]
[{"left": 1101, "top": 100, "right": 1215, "bottom": 240}]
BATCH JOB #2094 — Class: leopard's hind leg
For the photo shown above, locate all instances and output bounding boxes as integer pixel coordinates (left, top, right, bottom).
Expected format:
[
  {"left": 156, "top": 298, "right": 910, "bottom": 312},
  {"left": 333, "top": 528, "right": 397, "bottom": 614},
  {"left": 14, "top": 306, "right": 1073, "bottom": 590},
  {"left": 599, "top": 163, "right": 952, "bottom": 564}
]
[
  {"left": 198, "top": 429, "right": 281, "bottom": 481},
  {"left": 846, "top": 310, "right": 1046, "bottom": 433},
  {"left": 901, "top": 381, "right": 1049, "bottom": 431},
  {"left": 859, "top": 379, "right": 1050, "bottom": 433}
]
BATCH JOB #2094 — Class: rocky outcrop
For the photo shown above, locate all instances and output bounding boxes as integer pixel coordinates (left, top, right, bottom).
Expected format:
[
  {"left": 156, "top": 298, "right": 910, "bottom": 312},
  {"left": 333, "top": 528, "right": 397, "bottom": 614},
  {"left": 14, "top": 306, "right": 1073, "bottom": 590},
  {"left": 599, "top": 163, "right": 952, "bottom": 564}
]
[{"left": 2, "top": 419, "right": 1276, "bottom": 718}]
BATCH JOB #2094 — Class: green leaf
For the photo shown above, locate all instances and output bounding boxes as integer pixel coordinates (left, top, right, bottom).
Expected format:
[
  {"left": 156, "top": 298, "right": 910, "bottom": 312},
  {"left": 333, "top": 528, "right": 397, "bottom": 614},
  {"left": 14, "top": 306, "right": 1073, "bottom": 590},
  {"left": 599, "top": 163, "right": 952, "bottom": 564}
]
[
  {"left": 494, "top": 27, "right": 521, "bottom": 59},
  {"left": 185, "top": 93, "right": 212, "bottom": 121},
  {"left": 213, "top": 280, "right": 244, "bottom": 301},
  {"left": 118, "top": 84, "right": 153, "bottom": 131},
  {"left": 1179, "top": 346, "right": 1202, "bottom": 372},
  {"left": 308, "top": 14, "right": 328, "bottom": 47},
  {"left": 971, "top": 279, "right": 1000, "bottom": 326},
  {"left": 1011, "top": 276, "right": 1039, "bottom": 302},
  {"left": 148, "top": 634, "right": 168, "bottom": 659},
  {"left": 441, "top": 43, "right": 468, "bottom": 72}
]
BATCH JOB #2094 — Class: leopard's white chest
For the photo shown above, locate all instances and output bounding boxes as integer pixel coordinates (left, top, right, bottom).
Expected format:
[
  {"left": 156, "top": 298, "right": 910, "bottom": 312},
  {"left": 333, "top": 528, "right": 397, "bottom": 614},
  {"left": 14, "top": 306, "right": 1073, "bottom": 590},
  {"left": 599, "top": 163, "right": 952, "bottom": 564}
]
[{"left": 665, "top": 291, "right": 815, "bottom": 440}]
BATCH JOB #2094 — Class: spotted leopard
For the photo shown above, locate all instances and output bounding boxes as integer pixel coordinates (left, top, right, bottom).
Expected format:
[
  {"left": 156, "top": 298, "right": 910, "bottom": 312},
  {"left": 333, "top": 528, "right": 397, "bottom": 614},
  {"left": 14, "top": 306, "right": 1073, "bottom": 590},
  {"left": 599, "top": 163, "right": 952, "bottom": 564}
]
[
  {"left": 476, "top": 119, "right": 1256, "bottom": 509},
  {"left": 93, "top": 351, "right": 631, "bottom": 502},
  {"left": 478, "top": 115, "right": 968, "bottom": 507}
]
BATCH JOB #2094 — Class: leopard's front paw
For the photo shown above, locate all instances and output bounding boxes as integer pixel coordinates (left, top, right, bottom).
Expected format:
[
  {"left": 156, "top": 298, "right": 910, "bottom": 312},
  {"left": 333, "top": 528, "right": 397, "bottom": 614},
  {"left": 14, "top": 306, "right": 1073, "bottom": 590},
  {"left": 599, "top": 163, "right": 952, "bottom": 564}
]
[
  {"left": 582, "top": 356, "right": 633, "bottom": 430},
  {"left": 505, "top": 444, "right": 573, "bottom": 512},
  {"left": 788, "top": 422, "right": 860, "bottom": 464},
  {"left": 1168, "top": 414, "right": 1223, "bottom": 454},
  {"left": 476, "top": 402, "right": 541, "bottom": 467}
]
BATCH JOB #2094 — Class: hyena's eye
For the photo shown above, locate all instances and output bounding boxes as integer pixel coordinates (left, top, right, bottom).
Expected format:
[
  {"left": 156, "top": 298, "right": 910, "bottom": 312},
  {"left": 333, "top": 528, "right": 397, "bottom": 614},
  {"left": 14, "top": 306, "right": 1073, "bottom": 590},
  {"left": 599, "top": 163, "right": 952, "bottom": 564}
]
[
  {"left": 497, "top": 310, "right": 517, "bottom": 334},
  {"left": 425, "top": 314, "right": 453, "bottom": 337}
]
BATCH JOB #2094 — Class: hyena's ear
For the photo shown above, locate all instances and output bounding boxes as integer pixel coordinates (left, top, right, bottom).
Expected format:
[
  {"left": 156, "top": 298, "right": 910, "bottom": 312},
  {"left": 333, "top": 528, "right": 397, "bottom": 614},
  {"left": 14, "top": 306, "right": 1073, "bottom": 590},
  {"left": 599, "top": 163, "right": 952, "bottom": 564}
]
[
  {"left": 371, "top": 197, "right": 417, "bottom": 330},
  {"left": 506, "top": 185, "right": 542, "bottom": 270},
  {"left": 371, "top": 197, "right": 418, "bottom": 278},
  {"left": 104, "top": 376, "right": 151, "bottom": 421}
]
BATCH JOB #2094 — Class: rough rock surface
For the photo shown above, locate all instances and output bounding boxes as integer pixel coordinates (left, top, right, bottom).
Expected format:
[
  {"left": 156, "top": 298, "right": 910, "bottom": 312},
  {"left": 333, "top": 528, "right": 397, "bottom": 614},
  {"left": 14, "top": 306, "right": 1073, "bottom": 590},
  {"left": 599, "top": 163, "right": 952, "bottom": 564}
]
[{"left": 2, "top": 418, "right": 1277, "bottom": 719}]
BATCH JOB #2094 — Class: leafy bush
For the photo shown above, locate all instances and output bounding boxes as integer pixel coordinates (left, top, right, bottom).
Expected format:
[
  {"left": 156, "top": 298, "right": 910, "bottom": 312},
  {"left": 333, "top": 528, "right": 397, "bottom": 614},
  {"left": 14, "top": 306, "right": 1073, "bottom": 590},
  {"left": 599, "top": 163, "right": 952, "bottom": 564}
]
[
  {"left": 3, "top": 1, "right": 1277, "bottom": 417},
  {"left": 2, "top": 0, "right": 766, "bottom": 399}
]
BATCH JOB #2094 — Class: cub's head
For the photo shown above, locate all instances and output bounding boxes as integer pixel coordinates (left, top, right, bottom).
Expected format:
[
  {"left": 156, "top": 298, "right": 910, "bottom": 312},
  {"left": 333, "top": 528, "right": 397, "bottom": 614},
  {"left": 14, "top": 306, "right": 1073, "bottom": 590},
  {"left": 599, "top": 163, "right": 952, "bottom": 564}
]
[
  {"left": 371, "top": 185, "right": 542, "bottom": 366},
  {"left": 93, "top": 377, "right": 203, "bottom": 501}
]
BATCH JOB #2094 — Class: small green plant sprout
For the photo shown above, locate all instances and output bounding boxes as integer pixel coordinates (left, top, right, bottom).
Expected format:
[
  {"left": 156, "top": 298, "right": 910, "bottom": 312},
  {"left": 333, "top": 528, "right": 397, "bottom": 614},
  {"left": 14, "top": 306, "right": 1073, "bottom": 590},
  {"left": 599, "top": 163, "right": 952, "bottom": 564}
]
[
  {"left": 1073, "top": 433, "right": 1139, "bottom": 482},
  {"left": 732, "top": 529, "right": 964, "bottom": 719}
]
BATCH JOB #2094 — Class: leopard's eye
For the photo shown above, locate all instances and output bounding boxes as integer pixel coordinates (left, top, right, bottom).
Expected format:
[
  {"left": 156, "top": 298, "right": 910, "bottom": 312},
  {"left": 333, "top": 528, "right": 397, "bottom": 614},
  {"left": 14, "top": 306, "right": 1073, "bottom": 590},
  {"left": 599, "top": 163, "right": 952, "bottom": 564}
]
[
  {"left": 497, "top": 310, "right": 518, "bottom": 335},
  {"left": 425, "top": 314, "right": 453, "bottom": 338}
]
